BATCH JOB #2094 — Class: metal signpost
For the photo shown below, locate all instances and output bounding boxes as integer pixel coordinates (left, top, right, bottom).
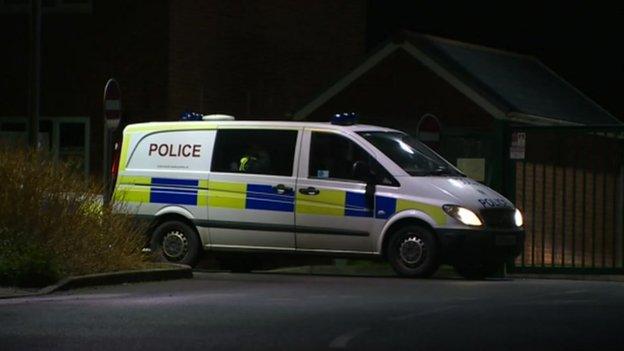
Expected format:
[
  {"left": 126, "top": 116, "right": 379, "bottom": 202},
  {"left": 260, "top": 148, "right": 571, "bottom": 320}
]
[{"left": 103, "top": 79, "right": 122, "bottom": 203}]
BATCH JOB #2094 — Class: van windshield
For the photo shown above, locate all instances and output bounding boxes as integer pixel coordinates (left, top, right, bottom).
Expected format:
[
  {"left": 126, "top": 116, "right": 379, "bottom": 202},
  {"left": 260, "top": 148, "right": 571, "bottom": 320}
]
[{"left": 357, "top": 131, "right": 464, "bottom": 177}]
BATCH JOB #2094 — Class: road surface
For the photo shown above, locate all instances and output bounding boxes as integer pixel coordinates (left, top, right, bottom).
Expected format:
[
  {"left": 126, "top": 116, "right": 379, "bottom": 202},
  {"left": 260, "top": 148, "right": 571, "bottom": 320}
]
[{"left": 1, "top": 271, "right": 623, "bottom": 350}]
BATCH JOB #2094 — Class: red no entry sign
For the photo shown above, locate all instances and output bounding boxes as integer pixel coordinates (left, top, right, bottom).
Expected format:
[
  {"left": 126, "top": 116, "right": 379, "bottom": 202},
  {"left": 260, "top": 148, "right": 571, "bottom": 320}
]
[
  {"left": 417, "top": 114, "right": 440, "bottom": 142},
  {"left": 103, "top": 78, "right": 121, "bottom": 130}
]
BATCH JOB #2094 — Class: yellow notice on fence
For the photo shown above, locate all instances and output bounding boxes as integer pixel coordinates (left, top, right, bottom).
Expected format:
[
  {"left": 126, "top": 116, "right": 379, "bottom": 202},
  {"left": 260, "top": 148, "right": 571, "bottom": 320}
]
[{"left": 456, "top": 158, "right": 485, "bottom": 181}]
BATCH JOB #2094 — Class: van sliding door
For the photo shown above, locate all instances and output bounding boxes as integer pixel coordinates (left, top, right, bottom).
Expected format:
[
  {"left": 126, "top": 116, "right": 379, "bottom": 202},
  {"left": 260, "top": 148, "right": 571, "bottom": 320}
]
[{"left": 206, "top": 128, "right": 302, "bottom": 250}]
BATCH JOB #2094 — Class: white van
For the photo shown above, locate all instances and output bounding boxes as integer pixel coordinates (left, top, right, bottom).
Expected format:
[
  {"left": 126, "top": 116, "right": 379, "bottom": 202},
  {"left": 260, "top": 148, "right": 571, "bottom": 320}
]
[{"left": 112, "top": 114, "right": 525, "bottom": 278}]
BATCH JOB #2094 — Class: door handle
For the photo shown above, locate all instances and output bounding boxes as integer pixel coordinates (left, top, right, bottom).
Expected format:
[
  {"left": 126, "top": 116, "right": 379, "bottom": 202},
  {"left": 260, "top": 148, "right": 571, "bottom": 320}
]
[
  {"left": 273, "top": 184, "right": 293, "bottom": 195},
  {"left": 299, "top": 187, "right": 320, "bottom": 195}
]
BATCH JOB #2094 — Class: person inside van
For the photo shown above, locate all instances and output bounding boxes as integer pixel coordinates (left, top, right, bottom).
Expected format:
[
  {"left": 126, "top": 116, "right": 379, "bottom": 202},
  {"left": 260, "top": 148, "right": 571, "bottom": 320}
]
[{"left": 238, "top": 143, "right": 271, "bottom": 174}]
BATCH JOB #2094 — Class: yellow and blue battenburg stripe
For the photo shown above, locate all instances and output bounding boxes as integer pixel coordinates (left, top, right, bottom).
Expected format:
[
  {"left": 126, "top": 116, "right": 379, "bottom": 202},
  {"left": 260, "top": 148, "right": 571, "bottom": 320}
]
[
  {"left": 245, "top": 184, "right": 294, "bottom": 212},
  {"left": 116, "top": 177, "right": 295, "bottom": 212},
  {"left": 114, "top": 177, "right": 445, "bottom": 224},
  {"left": 150, "top": 178, "right": 200, "bottom": 206},
  {"left": 374, "top": 196, "right": 446, "bottom": 224},
  {"left": 374, "top": 196, "right": 397, "bottom": 219}
]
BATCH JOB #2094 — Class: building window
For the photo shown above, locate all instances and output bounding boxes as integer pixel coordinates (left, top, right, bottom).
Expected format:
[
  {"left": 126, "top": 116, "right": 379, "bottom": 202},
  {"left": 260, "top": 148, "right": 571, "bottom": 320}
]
[
  {"left": 0, "top": 121, "right": 26, "bottom": 132},
  {"left": 0, "top": 121, "right": 27, "bottom": 147},
  {"left": 0, "top": 0, "right": 92, "bottom": 13},
  {"left": 59, "top": 122, "right": 86, "bottom": 173},
  {"left": 0, "top": 117, "right": 90, "bottom": 174}
]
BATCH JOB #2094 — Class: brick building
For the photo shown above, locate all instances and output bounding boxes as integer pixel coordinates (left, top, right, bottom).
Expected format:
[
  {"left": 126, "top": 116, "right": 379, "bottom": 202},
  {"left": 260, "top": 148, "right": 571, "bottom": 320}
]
[{"left": 0, "top": 0, "right": 366, "bottom": 175}]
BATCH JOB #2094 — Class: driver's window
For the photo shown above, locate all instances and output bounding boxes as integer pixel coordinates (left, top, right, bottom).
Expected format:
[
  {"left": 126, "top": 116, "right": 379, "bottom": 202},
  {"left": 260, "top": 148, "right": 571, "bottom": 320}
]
[{"left": 308, "top": 132, "right": 369, "bottom": 182}]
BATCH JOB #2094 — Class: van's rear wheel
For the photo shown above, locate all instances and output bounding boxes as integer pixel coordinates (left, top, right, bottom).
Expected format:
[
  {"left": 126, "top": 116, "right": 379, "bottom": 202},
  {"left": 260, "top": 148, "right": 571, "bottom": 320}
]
[
  {"left": 387, "top": 225, "right": 439, "bottom": 278},
  {"left": 151, "top": 220, "right": 201, "bottom": 267}
]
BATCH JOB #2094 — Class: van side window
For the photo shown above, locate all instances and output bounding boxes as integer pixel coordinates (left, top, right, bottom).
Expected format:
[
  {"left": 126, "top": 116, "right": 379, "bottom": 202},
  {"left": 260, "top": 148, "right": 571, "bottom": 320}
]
[
  {"left": 308, "top": 132, "right": 398, "bottom": 186},
  {"left": 211, "top": 129, "right": 298, "bottom": 176},
  {"left": 309, "top": 132, "right": 367, "bottom": 181}
]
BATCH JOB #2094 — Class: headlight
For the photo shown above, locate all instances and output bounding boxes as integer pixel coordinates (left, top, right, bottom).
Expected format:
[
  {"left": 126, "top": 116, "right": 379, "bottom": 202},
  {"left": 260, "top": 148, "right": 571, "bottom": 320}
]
[
  {"left": 514, "top": 209, "right": 523, "bottom": 227},
  {"left": 442, "top": 205, "right": 483, "bottom": 226}
]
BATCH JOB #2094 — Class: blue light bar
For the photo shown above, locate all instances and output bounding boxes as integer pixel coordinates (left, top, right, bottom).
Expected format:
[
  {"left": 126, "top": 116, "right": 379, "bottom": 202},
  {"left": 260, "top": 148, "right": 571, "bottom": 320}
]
[
  {"left": 180, "top": 111, "right": 203, "bottom": 121},
  {"left": 330, "top": 112, "right": 358, "bottom": 126}
]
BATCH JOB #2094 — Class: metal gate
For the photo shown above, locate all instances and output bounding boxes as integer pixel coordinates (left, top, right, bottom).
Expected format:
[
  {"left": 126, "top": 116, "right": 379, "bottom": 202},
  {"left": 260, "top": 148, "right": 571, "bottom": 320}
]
[{"left": 504, "top": 126, "right": 624, "bottom": 273}]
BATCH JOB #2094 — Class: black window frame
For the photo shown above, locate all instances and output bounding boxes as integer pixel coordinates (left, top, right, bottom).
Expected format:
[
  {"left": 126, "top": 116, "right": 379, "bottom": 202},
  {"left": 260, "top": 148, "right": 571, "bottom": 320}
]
[{"left": 210, "top": 128, "right": 298, "bottom": 177}]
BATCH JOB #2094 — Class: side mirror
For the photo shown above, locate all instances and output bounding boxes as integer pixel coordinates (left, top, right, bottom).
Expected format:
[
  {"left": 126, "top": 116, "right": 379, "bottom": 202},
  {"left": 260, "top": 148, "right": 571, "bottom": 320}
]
[{"left": 352, "top": 161, "right": 372, "bottom": 182}]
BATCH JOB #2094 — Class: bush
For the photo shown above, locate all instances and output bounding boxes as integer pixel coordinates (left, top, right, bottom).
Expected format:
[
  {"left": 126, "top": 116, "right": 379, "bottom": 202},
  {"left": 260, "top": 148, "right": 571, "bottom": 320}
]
[
  {"left": 0, "top": 147, "right": 148, "bottom": 287},
  {"left": 0, "top": 237, "right": 61, "bottom": 287}
]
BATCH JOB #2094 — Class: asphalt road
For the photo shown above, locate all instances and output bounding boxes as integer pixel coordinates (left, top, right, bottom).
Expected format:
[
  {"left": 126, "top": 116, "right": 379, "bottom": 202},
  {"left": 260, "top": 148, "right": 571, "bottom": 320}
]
[{"left": 1, "top": 272, "right": 623, "bottom": 350}]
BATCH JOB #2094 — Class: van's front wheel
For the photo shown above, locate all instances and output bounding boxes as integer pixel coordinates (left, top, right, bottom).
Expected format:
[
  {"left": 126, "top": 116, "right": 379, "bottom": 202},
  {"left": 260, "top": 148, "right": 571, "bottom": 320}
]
[
  {"left": 151, "top": 221, "right": 201, "bottom": 267},
  {"left": 387, "top": 225, "right": 439, "bottom": 278}
]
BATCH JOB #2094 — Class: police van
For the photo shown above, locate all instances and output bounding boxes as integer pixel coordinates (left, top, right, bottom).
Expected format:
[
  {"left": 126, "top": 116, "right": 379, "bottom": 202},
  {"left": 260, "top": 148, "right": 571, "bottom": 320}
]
[{"left": 112, "top": 113, "right": 525, "bottom": 278}]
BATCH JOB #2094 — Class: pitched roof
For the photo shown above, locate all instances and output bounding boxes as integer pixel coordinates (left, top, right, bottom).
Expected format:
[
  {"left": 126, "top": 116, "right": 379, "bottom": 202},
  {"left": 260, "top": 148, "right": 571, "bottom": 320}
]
[{"left": 295, "top": 31, "right": 620, "bottom": 125}]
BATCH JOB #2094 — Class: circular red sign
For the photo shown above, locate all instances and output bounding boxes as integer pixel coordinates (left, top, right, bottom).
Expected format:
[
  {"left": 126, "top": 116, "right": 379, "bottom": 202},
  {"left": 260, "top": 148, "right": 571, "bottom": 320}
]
[
  {"left": 103, "top": 79, "right": 121, "bottom": 121},
  {"left": 417, "top": 114, "right": 440, "bottom": 142}
]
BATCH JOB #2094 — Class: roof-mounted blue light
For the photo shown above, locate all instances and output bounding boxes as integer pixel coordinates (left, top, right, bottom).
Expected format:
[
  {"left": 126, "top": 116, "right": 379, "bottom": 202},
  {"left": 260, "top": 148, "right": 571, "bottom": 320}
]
[
  {"left": 180, "top": 111, "right": 204, "bottom": 121},
  {"left": 330, "top": 112, "right": 359, "bottom": 126}
]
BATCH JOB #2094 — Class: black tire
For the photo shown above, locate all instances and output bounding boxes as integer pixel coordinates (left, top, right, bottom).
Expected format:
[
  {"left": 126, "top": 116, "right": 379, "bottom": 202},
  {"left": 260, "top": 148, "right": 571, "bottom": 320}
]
[
  {"left": 387, "top": 225, "right": 440, "bottom": 278},
  {"left": 453, "top": 261, "right": 502, "bottom": 280},
  {"left": 150, "top": 220, "right": 201, "bottom": 267}
]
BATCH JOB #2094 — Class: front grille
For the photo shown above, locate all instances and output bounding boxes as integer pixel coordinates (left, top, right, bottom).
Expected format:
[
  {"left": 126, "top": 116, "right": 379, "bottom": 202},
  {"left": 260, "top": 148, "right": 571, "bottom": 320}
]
[{"left": 480, "top": 208, "right": 516, "bottom": 229}]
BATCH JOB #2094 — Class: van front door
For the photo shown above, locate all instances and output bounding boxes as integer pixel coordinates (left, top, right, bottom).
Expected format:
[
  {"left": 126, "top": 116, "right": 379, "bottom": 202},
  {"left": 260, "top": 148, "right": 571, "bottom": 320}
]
[
  {"left": 206, "top": 128, "right": 301, "bottom": 250},
  {"left": 295, "top": 130, "right": 375, "bottom": 253}
]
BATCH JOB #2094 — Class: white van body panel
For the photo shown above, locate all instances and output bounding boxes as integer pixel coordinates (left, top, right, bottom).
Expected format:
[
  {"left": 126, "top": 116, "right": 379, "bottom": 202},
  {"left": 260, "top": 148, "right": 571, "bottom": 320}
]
[
  {"left": 125, "top": 130, "right": 215, "bottom": 173},
  {"left": 154, "top": 205, "right": 195, "bottom": 220}
]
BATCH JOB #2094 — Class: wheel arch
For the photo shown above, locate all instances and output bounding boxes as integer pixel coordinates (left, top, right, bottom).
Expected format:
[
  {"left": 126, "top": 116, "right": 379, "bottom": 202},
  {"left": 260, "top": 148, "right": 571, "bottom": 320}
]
[
  {"left": 151, "top": 206, "right": 198, "bottom": 236},
  {"left": 378, "top": 211, "right": 439, "bottom": 259}
]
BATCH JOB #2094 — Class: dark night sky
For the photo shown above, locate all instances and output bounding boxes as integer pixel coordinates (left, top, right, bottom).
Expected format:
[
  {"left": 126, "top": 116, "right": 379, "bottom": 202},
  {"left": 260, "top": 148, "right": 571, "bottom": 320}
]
[{"left": 367, "top": 1, "right": 624, "bottom": 120}]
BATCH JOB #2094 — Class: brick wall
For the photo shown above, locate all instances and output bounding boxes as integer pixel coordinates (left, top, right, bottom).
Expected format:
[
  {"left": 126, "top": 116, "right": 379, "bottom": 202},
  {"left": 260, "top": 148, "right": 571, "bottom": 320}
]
[
  {"left": 2, "top": 0, "right": 366, "bottom": 174},
  {"left": 168, "top": 0, "right": 367, "bottom": 120},
  {"left": 0, "top": 11, "right": 29, "bottom": 116},
  {"left": 0, "top": 0, "right": 170, "bottom": 175}
]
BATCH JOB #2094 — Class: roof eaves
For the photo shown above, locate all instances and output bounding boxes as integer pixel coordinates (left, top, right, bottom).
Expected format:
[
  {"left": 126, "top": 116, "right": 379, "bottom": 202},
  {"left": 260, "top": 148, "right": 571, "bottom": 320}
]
[
  {"left": 407, "top": 32, "right": 533, "bottom": 60},
  {"left": 506, "top": 112, "right": 583, "bottom": 126},
  {"left": 404, "top": 32, "right": 620, "bottom": 126},
  {"left": 530, "top": 58, "right": 622, "bottom": 125}
]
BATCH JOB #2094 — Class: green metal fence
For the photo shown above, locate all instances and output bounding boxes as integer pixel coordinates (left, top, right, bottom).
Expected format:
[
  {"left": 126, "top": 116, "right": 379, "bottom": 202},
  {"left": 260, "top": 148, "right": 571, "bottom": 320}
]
[{"left": 504, "top": 126, "right": 624, "bottom": 274}]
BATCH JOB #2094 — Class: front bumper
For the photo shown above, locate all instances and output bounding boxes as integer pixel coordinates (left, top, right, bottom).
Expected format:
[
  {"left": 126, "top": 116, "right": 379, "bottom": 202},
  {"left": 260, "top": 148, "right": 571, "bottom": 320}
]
[{"left": 437, "top": 227, "right": 525, "bottom": 263}]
